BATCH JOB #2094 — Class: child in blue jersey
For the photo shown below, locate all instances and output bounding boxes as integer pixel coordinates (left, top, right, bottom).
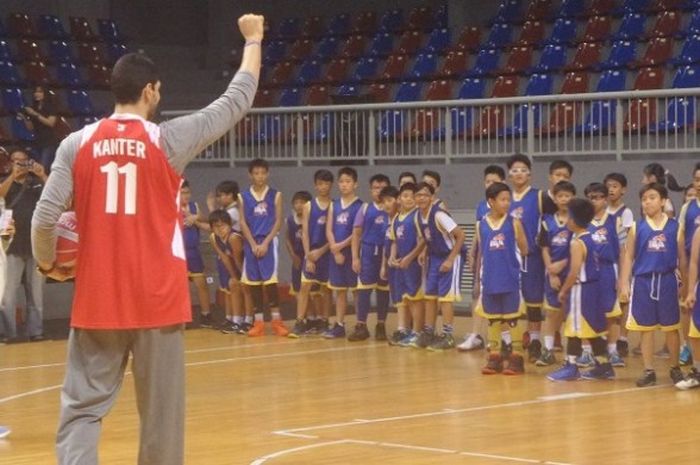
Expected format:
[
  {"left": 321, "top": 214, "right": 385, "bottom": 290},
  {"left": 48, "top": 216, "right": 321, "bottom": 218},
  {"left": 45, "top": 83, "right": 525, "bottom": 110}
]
[
  {"left": 323, "top": 166, "right": 364, "bottom": 339},
  {"left": 460, "top": 165, "right": 506, "bottom": 352},
  {"left": 180, "top": 180, "right": 213, "bottom": 328},
  {"left": 209, "top": 209, "right": 244, "bottom": 333},
  {"left": 239, "top": 158, "right": 289, "bottom": 337},
  {"left": 535, "top": 181, "right": 575, "bottom": 367},
  {"left": 584, "top": 183, "right": 625, "bottom": 368},
  {"left": 285, "top": 191, "right": 313, "bottom": 323},
  {"left": 398, "top": 171, "right": 417, "bottom": 187},
  {"left": 506, "top": 153, "right": 546, "bottom": 362},
  {"left": 678, "top": 223, "right": 700, "bottom": 389},
  {"left": 422, "top": 169, "right": 448, "bottom": 210},
  {"left": 386, "top": 183, "right": 425, "bottom": 346},
  {"left": 619, "top": 183, "right": 684, "bottom": 387},
  {"left": 548, "top": 198, "right": 616, "bottom": 381},
  {"left": 348, "top": 174, "right": 391, "bottom": 342},
  {"left": 289, "top": 170, "right": 334, "bottom": 338},
  {"left": 476, "top": 182, "right": 529, "bottom": 375},
  {"left": 678, "top": 163, "right": 700, "bottom": 366},
  {"left": 542, "top": 160, "right": 574, "bottom": 216},
  {"left": 604, "top": 172, "right": 634, "bottom": 356},
  {"left": 414, "top": 182, "right": 465, "bottom": 351}
]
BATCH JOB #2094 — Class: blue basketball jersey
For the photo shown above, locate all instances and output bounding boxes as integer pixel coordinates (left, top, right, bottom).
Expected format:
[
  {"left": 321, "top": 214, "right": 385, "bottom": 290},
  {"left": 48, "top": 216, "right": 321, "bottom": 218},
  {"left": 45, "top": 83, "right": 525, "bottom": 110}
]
[
  {"left": 286, "top": 213, "right": 304, "bottom": 257},
  {"left": 588, "top": 213, "right": 620, "bottom": 265},
  {"left": 573, "top": 231, "right": 599, "bottom": 283},
  {"left": 307, "top": 198, "right": 329, "bottom": 248},
  {"left": 680, "top": 199, "right": 700, "bottom": 255},
  {"left": 418, "top": 204, "right": 455, "bottom": 258},
  {"left": 509, "top": 186, "right": 543, "bottom": 255},
  {"left": 392, "top": 209, "right": 420, "bottom": 259},
  {"left": 542, "top": 213, "right": 571, "bottom": 263},
  {"left": 331, "top": 197, "right": 363, "bottom": 242},
  {"left": 183, "top": 201, "right": 200, "bottom": 250},
  {"left": 476, "top": 199, "right": 490, "bottom": 222},
  {"left": 241, "top": 187, "right": 278, "bottom": 239},
  {"left": 478, "top": 214, "right": 520, "bottom": 294},
  {"left": 632, "top": 216, "right": 679, "bottom": 276},
  {"left": 360, "top": 202, "right": 390, "bottom": 246}
]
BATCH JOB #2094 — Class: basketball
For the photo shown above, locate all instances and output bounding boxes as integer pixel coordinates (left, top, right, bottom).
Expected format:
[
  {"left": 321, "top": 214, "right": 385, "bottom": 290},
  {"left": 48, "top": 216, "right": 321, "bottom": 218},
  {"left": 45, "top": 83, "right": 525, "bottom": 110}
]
[{"left": 55, "top": 211, "right": 78, "bottom": 268}]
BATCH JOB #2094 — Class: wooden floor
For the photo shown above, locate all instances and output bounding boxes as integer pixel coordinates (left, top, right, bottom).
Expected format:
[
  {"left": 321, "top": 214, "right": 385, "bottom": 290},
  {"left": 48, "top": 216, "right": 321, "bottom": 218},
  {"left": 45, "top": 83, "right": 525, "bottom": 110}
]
[{"left": 1, "top": 315, "right": 699, "bottom": 465}]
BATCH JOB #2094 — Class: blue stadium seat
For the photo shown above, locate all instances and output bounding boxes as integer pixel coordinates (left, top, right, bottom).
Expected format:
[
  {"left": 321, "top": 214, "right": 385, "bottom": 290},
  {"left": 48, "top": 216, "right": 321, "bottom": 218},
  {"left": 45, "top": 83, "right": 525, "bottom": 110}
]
[
  {"left": 597, "top": 69, "right": 628, "bottom": 92},
  {"left": 254, "top": 115, "right": 285, "bottom": 143},
  {"left": 379, "top": 9, "right": 403, "bottom": 32},
  {"left": 277, "top": 18, "right": 301, "bottom": 38},
  {"left": 410, "top": 53, "right": 438, "bottom": 79},
  {"left": 315, "top": 36, "right": 339, "bottom": 60},
  {"left": 618, "top": 0, "right": 651, "bottom": 14},
  {"left": 368, "top": 32, "right": 394, "bottom": 57},
  {"left": 2, "top": 88, "right": 26, "bottom": 114},
  {"left": 465, "top": 48, "right": 500, "bottom": 77},
  {"left": 613, "top": 13, "right": 647, "bottom": 41},
  {"left": 67, "top": 90, "right": 94, "bottom": 116},
  {"left": 688, "top": 9, "right": 700, "bottom": 36},
  {"left": 501, "top": 74, "right": 553, "bottom": 136},
  {"left": 337, "top": 84, "right": 360, "bottom": 96},
  {"left": 575, "top": 70, "right": 627, "bottom": 135},
  {"left": 486, "top": 23, "right": 514, "bottom": 49},
  {"left": 107, "top": 43, "right": 128, "bottom": 64},
  {"left": 559, "top": 0, "right": 586, "bottom": 17},
  {"left": 0, "top": 61, "right": 23, "bottom": 86},
  {"left": 295, "top": 59, "right": 322, "bottom": 85},
  {"left": 394, "top": 81, "right": 423, "bottom": 102},
  {"left": 655, "top": 97, "right": 696, "bottom": 132},
  {"left": 674, "top": 35, "right": 700, "bottom": 65},
  {"left": 598, "top": 40, "right": 637, "bottom": 70},
  {"left": 308, "top": 113, "right": 334, "bottom": 142},
  {"left": 672, "top": 64, "right": 700, "bottom": 88},
  {"left": 328, "top": 13, "right": 351, "bottom": 35},
  {"left": 97, "top": 19, "right": 124, "bottom": 43},
  {"left": 533, "top": 44, "right": 567, "bottom": 73},
  {"left": 0, "top": 41, "right": 13, "bottom": 61},
  {"left": 279, "top": 87, "right": 303, "bottom": 106},
  {"left": 378, "top": 110, "right": 408, "bottom": 139},
  {"left": 48, "top": 40, "right": 75, "bottom": 63},
  {"left": 11, "top": 115, "right": 35, "bottom": 142},
  {"left": 547, "top": 18, "right": 577, "bottom": 45},
  {"left": 351, "top": 57, "right": 379, "bottom": 82},
  {"left": 37, "top": 15, "right": 69, "bottom": 39},
  {"left": 56, "top": 63, "right": 85, "bottom": 88},
  {"left": 0, "top": 18, "right": 6, "bottom": 38},
  {"left": 524, "top": 73, "right": 554, "bottom": 95},
  {"left": 425, "top": 28, "right": 450, "bottom": 54},
  {"left": 494, "top": 0, "right": 525, "bottom": 23},
  {"left": 263, "top": 40, "right": 287, "bottom": 65},
  {"left": 433, "top": 4, "right": 448, "bottom": 28},
  {"left": 458, "top": 77, "right": 487, "bottom": 99}
]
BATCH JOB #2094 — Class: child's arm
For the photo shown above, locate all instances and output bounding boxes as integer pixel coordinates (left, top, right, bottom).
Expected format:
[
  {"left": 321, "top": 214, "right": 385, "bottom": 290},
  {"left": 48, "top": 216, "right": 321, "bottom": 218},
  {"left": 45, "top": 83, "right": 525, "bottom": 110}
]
[
  {"left": 210, "top": 233, "right": 236, "bottom": 278},
  {"left": 514, "top": 218, "right": 529, "bottom": 257},
  {"left": 558, "top": 238, "right": 584, "bottom": 305},
  {"left": 259, "top": 191, "right": 283, "bottom": 258},
  {"left": 194, "top": 203, "right": 211, "bottom": 232},
  {"left": 679, "top": 226, "right": 688, "bottom": 307},
  {"left": 351, "top": 204, "right": 366, "bottom": 274},
  {"left": 238, "top": 194, "right": 258, "bottom": 252},
  {"left": 229, "top": 234, "right": 244, "bottom": 277},
  {"left": 685, "top": 228, "right": 700, "bottom": 308},
  {"left": 438, "top": 213, "right": 465, "bottom": 273},
  {"left": 325, "top": 203, "right": 336, "bottom": 251},
  {"left": 284, "top": 220, "right": 301, "bottom": 270},
  {"left": 618, "top": 224, "right": 636, "bottom": 303},
  {"left": 400, "top": 237, "right": 426, "bottom": 269}
]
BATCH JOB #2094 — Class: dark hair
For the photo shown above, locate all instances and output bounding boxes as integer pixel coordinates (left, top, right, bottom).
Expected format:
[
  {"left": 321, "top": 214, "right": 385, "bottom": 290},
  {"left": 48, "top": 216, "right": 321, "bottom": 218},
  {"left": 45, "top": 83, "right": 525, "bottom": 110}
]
[
  {"left": 8, "top": 147, "right": 28, "bottom": 159},
  {"left": 215, "top": 180, "right": 239, "bottom": 197},
  {"left": 604, "top": 172, "right": 628, "bottom": 188},
  {"left": 338, "top": 166, "right": 358, "bottom": 182},
  {"left": 552, "top": 180, "right": 576, "bottom": 196},
  {"left": 486, "top": 182, "right": 511, "bottom": 200},
  {"left": 666, "top": 172, "right": 685, "bottom": 193},
  {"left": 292, "top": 190, "right": 312, "bottom": 204},
  {"left": 379, "top": 185, "right": 399, "bottom": 200},
  {"left": 694, "top": 162, "right": 700, "bottom": 176},
  {"left": 110, "top": 53, "right": 160, "bottom": 105},
  {"left": 422, "top": 170, "right": 441, "bottom": 186},
  {"left": 248, "top": 158, "right": 269, "bottom": 173},
  {"left": 370, "top": 173, "right": 391, "bottom": 186},
  {"left": 181, "top": 179, "right": 190, "bottom": 189},
  {"left": 549, "top": 160, "right": 573, "bottom": 176},
  {"left": 399, "top": 182, "right": 418, "bottom": 194},
  {"left": 208, "top": 209, "right": 232, "bottom": 228},
  {"left": 484, "top": 164, "right": 506, "bottom": 180},
  {"left": 506, "top": 153, "right": 532, "bottom": 170},
  {"left": 640, "top": 182, "right": 668, "bottom": 200},
  {"left": 415, "top": 181, "right": 435, "bottom": 195},
  {"left": 685, "top": 184, "right": 696, "bottom": 196},
  {"left": 583, "top": 182, "right": 607, "bottom": 197},
  {"left": 643, "top": 163, "right": 666, "bottom": 186},
  {"left": 568, "top": 198, "right": 595, "bottom": 228},
  {"left": 314, "top": 169, "right": 334, "bottom": 183},
  {"left": 398, "top": 171, "right": 417, "bottom": 184}
]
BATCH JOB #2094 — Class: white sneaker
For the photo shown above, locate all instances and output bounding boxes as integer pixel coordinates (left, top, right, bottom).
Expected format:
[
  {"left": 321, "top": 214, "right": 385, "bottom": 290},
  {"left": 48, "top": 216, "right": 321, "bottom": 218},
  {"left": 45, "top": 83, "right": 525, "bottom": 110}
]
[
  {"left": 0, "top": 426, "right": 10, "bottom": 439},
  {"left": 675, "top": 368, "right": 700, "bottom": 391},
  {"left": 457, "top": 334, "right": 484, "bottom": 352}
]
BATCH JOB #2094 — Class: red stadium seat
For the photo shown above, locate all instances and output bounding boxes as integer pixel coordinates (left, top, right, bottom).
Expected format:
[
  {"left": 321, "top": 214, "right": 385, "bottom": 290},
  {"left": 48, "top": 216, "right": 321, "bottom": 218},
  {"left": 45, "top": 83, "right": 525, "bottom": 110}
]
[
  {"left": 269, "top": 61, "right": 296, "bottom": 86},
  {"left": 70, "top": 17, "right": 99, "bottom": 42},
  {"left": 408, "top": 80, "right": 454, "bottom": 138},
  {"left": 77, "top": 42, "right": 106, "bottom": 65},
  {"left": 565, "top": 42, "right": 602, "bottom": 71},
  {"left": 86, "top": 64, "right": 111, "bottom": 88},
  {"left": 491, "top": 75, "right": 520, "bottom": 97},
  {"left": 502, "top": 46, "right": 533, "bottom": 74},
  {"left": 624, "top": 66, "right": 665, "bottom": 132},
  {"left": 253, "top": 89, "right": 276, "bottom": 107},
  {"left": 525, "top": 0, "right": 552, "bottom": 21},
  {"left": 381, "top": 54, "right": 408, "bottom": 80},
  {"left": 7, "top": 13, "right": 38, "bottom": 38},
  {"left": 589, "top": 0, "right": 616, "bottom": 16},
  {"left": 325, "top": 58, "right": 350, "bottom": 83},
  {"left": 647, "top": 10, "right": 681, "bottom": 39},
  {"left": 369, "top": 82, "right": 392, "bottom": 102},
  {"left": 649, "top": 0, "right": 688, "bottom": 12},
  {"left": 454, "top": 26, "right": 481, "bottom": 52},
  {"left": 306, "top": 85, "right": 330, "bottom": 105},
  {"left": 341, "top": 35, "right": 367, "bottom": 58},
  {"left": 23, "top": 61, "right": 52, "bottom": 86},
  {"left": 517, "top": 20, "right": 546, "bottom": 46},
  {"left": 581, "top": 16, "right": 612, "bottom": 43},
  {"left": 560, "top": 71, "right": 590, "bottom": 93},
  {"left": 633, "top": 66, "right": 665, "bottom": 89},
  {"left": 637, "top": 36, "right": 673, "bottom": 67},
  {"left": 439, "top": 51, "right": 469, "bottom": 78},
  {"left": 301, "top": 16, "right": 324, "bottom": 38},
  {"left": 473, "top": 76, "right": 519, "bottom": 136},
  {"left": 353, "top": 11, "right": 377, "bottom": 33},
  {"left": 544, "top": 72, "right": 589, "bottom": 134},
  {"left": 289, "top": 38, "right": 314, "bottom": 61},
  {"left": 0, "top": 119, "right": 12, "bottom": 142},
  {"left": 397, "top": 30, "right": 423, "bottom": 55},
  {"left": 407, "top": 6, "right": 433, "bottom": 31},
  {"left": 17, "top": 39, "right": 47, "bottom": 63}
]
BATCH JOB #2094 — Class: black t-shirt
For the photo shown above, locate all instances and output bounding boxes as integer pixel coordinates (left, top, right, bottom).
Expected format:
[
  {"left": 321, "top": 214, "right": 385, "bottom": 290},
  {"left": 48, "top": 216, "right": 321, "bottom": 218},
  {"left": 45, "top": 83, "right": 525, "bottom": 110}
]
[
  {"left": 27, "top": 101, "right": 58, "bottom": 148},
  {"left": 4, "top": 174, "right": 44, "bottom": 257},
  {"left": 542, "top": 189, "right": 557, "bottom": 216}
]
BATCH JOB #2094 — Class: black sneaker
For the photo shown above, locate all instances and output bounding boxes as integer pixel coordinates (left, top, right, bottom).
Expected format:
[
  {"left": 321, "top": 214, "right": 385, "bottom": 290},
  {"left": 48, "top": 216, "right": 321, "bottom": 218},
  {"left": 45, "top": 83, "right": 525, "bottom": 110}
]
[
  {"left": 220, "top": 321, "right": 241, "bottom": 334},
  {"left": 617, "top": 339, "right": 629, "bottom": 358},
  {"left": 347, "top": 323, "right": 370, "bottom": 342},
  {"left": 313, "top": 319, "right": 329, "bottom": 333},
  {"left": 670, "top": 366, "right": 684, "bottom": 385},
  {"left": 528, "top": 339, "right": 542, "bottom": 363},
  {"left": 636, "top": 369, "right": 657, "bottom": 388},
  {"left": 29, "top": 334, "right": 46, "bottom": 342},
  {"left": 375, "top": 322, "right": 387, "bottom": 341},
  {"left": 415, "top": 330, "right": 434, "bottom": 349},
  {"left": 288, "top": 319, "right": 307, "bottom": 339},
  {"left": 388, "top": 329, "right": 410, "bottom": 346},
  {"left": 199, "top": 312, "right": 214, "bottom": 329},
  {"left": 238, "top": 322, "right": 253, "bottom": 335}
]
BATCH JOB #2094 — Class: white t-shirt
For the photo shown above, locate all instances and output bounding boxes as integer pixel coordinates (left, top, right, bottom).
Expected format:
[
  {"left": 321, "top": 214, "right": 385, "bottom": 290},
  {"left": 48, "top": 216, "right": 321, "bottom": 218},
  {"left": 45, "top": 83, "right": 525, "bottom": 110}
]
[
  {"left": 226, "top": 204, "right": 241, "bottom": 233},
  {"left": 435, "top": 211, "right": 458, "bottom": 234}
]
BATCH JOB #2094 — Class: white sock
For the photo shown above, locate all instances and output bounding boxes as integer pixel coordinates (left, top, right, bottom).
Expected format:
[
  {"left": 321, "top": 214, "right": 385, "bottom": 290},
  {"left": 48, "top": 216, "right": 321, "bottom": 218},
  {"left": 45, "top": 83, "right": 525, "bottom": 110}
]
[
  {"left": 227, "top": 315, "right": 234, "bottom": 322},
  {"left": 608, "top": 343, "right": 617, "bottom": 355},
  {"left": 582, "top": 343, "right": 592, "bottom": 353},
  {"left": 272, "top": 312, "right": 281, "bottom": 321},
  {"left": 255, "top": 312, "right": 263, "bottom": 322},
  {"left": 567, "top": 355, "right": 577, "bottom": 364},
  {"left": 233, "top": 315, "right": 243, "bottom": 324},
  {"left": 544, "top": 335, "right": 555, "bottom": 351},
  {"left": 530, "top": 330, "right": 541, "bottom": 341},
  {"left": 502, "top": 331, "right": 512, "bottom": 346},
  {"left": 619, "top": 336, "right": 628, "bottom": 342},
  {"left": 244, "top": 315, "right": 253, "bottom": 324}
]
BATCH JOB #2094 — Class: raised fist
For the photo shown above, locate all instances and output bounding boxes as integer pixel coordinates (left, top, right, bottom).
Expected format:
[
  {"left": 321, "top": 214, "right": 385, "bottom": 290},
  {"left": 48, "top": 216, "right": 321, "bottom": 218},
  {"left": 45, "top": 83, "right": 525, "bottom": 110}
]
[{"left": 238, "top": 14, "right": 264, "bottom": 42}]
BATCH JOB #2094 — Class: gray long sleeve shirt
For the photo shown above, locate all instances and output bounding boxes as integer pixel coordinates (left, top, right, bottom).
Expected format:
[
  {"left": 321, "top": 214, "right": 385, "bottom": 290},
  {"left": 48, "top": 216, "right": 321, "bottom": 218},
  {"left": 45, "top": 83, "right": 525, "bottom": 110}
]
[{"left": 31, "top": 70, "right": 258, "bottom": 265}]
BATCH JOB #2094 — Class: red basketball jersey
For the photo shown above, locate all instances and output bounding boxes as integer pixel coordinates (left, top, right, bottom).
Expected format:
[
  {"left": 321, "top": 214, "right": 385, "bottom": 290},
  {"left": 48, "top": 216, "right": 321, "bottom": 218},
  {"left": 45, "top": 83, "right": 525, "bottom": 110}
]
[{"left": 71, "top": 114, "right": 191, "bottom": 329}]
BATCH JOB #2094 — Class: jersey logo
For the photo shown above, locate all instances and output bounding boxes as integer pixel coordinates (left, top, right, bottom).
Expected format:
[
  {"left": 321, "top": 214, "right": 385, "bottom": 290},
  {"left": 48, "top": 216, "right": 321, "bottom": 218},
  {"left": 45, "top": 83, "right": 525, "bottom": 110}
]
[
  {"left": 510, "top": 206, "right": 524, "bottom": 220},
  {"left": 423, "top": 227, "right": 432, "bottom": 242},
  {"left": 117, "top": 123, "right": 126, "bottom": 132},
  {"left": 374, "top": 216, "right": 385, "bottom": 225},
  {"left": 295, "top": 229, "right": 303, "bottom": 240},
  {"left": 552, "top": 230, "right": 570, "bottom": 247},
  {"left": 317, "top": 216, "right": 327, "bottom": 225},
  {"left": 489, "top": 233, "right": 506, "bottom": 250},
  {"left": 396, "top": 224, "right": 405, "bottom": 239},
  {"left": 647, "top": 233, "right": 667, "bottom": 252},
  {"left": 591, "top": 227, "right": 608, "bottom": 244},
  {"left": 337, "top": 212, "right": 350, "bottom": 225},
  {"left": 253, "top": 201, "right": 269, "bottom": 216}
]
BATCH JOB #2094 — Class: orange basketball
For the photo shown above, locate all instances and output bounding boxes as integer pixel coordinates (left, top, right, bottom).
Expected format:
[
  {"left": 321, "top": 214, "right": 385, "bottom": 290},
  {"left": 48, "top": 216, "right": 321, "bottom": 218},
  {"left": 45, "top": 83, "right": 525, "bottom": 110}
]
[{"left": 56, "top": 211, "right": 78, "bottom": 268}]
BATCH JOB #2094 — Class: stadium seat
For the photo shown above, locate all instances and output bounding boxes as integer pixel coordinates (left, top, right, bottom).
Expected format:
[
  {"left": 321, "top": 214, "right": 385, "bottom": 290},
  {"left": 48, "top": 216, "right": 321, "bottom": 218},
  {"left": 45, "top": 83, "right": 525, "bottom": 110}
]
[
  {"left": 314, "top": 36, "right": 339, "bottom": 60},
  {"left": 381, "top": 54, "right": 409, "bottom": 81},
  {"left": 97, "top": 19, "right": 124, "bottom": 43},
  {"left": 433, "top": 4, "right": 448, "bottom": 29},
  {"left": 0, "top": 40, "right": 12, "bottom": 61},
  {"left": 56, "top": 62, "right": 85, "bottom": 88},
  {"left": 7, "top": 13, "right": 38, "bottom": 38},
  {"left": 465, "top": 48, "right": 501, "bottom": 77},
  {"left": 525, "top": 0, "right": 553, "bottom": 20},
  {"left": 325, "top": 58, "right": 350, "bottom": 83},
  {"left": 379, "top": 81, "right": 422, "bottom": 139},
  {"left": 301, "top": 16, "right": 324, "bottom": 38},
  {"left": 379, "top": 9, "right": 404, "bottom": 32},
  {"left": 352, "top": 11, "right": 377, "bottom": 34},
  {"left": 473, "top": 76, "right": 519, "bottom": 136},
  {"left": 619, "top": 0, "right": 651, "bottom": 13},
  {"left": 589, "top": 0, "right": 617, "bottom": 16},
  {"left": 409, "top": 80, "right": 455, "bottom": 139},
  {"left": 625, "top": 67, "right": 664, "bottom": 132},
  {"left": 10, "top": 115, "right": 35, "bottom": 142},
  {"left": 394, "top": 81, "right": 423, "bottom": 102},
  {"left": 86, "top": 64, "right": 111, "bottom": 88},
  {"left": 268, "top": 61, "right": 295, "bottom": 86},
  {"left": 565, "top": 42, "right": 603, "bottom": 71},
  {"left": 407, "top": 6, "right": 434, "bottom": 31},
  {"left": 328, "top": 13, "right": 351, "bottom": 36},
  {"left": 647, "top": 10, "right": 682, "bottom": 39},
  {"left": 501, "top": 73, "right": 553, "bottom": 136},
  {"left": 494, "top": 0, "right": 525, "bottom": 24},
  {"left": 0, "top": 61, "right": 23, "bottom": 86},
  {"left": 337, "top": 84, "right": 360, "bottom": 96},
  {"left": 369, "top": 32, "right": 394, "bottom": 57},
  {"left": 598, "top": 69, "right": 628, "bottom": 92},
  {"left": 369, "top": 83, "right": 392, "bottom": 102},
  {"left": 0, "top": 119, "right": 12, "bottom": 142},
  {"left": 48, "top": 40, "right": 76, "bottom": 64},
  {"left": 410, "top": 53, "right": 438, "bottom": 79},
  {"left": 305, "top": 112, "right": 334, "bottom": 142},
  {"left": 279, "top": 87, "right": 303, "bottom": 107},
  {"left": 351, "top": 57, "right": 380, "bottom": 82},
  {"left": 77, "top": 42, "right": 107, "bottom": 65},
  {"left": 295, "top": 59, "right": 322, "bottom": 85},
  {"left": 486, "top": 23, "right": 514, "bottom": 49},
  {"left": 674, "top": 34, "right": 700, "bottom": 65},
  {"left": 23, "top": 61, "right": 52, "bottom": 87},
  {"left": 289, "top": 38, "right": 314, "bottom": 61},
  {"left": 37, "top": 15, "right": 69, "bottom": 39},
  {"left": 533, "top": 44, "right": 567, "bottom": 73},
  {"left": 547, "top": 18, "right": 578, "bottom": 45},
  {"left": 637, "top": 36, "right": 673, "bottom": 67},
  {"left": 544, "top": 72, "right": 589, "bottom": 134},
  {"left": 1, "top": 88, "right": 26, "bottom": 114},
  {"left": 106, "top": 43, "right": 128, "bottom": 64},
  {"left": 502, "top": 46, "right": 534, "bottom": 74},
  {"left": 655, "top": 97, "right": 697, "bottom": 132},
  {"left": 277, "top": 18, "right": 301, "bottom": 39},
  {"left": 559, "top": 0, "right": 586, "bottom": 18},
  {"left": 306, "top": 85, "right": 330, "bottom": 105},
  {"left": 613, "top": 13, "right": 647, "bottom": 40},
  {"left": 599, "top": 40, "right": 637, "bottom": 70},
  {"left": 70, "top": 17, "right": 99, "bottom": 42},
  {"left": 425, "top": 28, "right": 450, "bottom": 54},
  {"left": 439, "top": 51, "right": 469, "bottom": 78},
  {"left": 581, "top": 16, "right": 612, "bottom": 43},
  {"left": 253, "top": 89, "right": 276, "bottom": 107},
  {"left": 263, "top": 40, "right": 286, "bottom": 66},
  {"left": 672, "top": 64, "right": 700, "bottom": 88},
  {"left": 17, "top": 39, "right": 46, "bottom": 63},
  {"left": 341, "top": 35, "right": 366, "bottom": 58},
  {"left": 517, "top": 20, "right": 546, "bottom": 46},
  {"left": 649, "top": 0, "right": 691, "bottom": 12},
  {"left": 454, "top": 26, "right": 482, "bottom": 53},
  {"left": 66, "top": 90, "right": 94, "bottom": 116},
  {"left": 575, "top": 70, "right": 627, "bottom": 134},
  {"left": 633, "top": 66, "right": 665, "bottom": 89},
  {"left": 689, "top": 9, "right": 700, "bottom": 36},
  {"left": 560, "top": 70, "right": 590, "bottom": 93},
  {"left": 459, "top": 77, "right": 487, "bottom": 99},
  {"left": 397, "top": 30, "right": 423, "bottom": 55}
]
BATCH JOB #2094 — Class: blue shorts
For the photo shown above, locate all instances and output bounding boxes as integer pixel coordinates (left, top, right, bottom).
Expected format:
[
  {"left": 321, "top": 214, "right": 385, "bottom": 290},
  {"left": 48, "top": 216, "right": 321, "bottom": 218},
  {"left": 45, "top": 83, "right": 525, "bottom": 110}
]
[
  {"left": 291, "top": 263, "right": 302, "bottom": 294},
  {"left": 690, "top": 284, "right": 700, "bottom": 338},
  {"left": 186, "top": 247, "right": 205, "bottom": 275},
  {"left": 302, "top": 250, "right": 330, "bottom": 285},
  {"left": 520, "top": 252, "right": 544, "bottom": 307},
  {"left": 242, "top": 236, "right": 279, "bottom": 286},
  {"left": 357, "top": 243, "right": 384, "bottom": 289},
  {"left": 392, "top": 261, "right": 423, "bottom": 303},
  {"left": 216, "top": 259, "right": 231, "bottom": 293},
  {"left": 329, "top": 248, "right": 357, "bottom": 290},
  {"left": 476, "top": 290, "right": 524, "bottom": 320},
  {"left": 599, "top": 263, "right": 622, "bottom": 318},
  {"left": 565, "top": 281, "right": 606, "bottom": 338},
  {"left": 627, "top": 272, "right": 680, "bottom": 331},
  {"left": 544, "top": 271, "right": 565, "bottom": 311},
  {"left": 424, "top": 254, "right": 462, "bottom": 302}
]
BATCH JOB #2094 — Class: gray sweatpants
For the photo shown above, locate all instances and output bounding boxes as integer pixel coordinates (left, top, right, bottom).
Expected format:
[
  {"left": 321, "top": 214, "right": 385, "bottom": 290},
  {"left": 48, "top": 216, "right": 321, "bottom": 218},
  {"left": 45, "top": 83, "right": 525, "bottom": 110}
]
[
  {"left": 56, "top": 324, "right": 185, "bottom": 465},
  {"left": 0, "top": 254, "right": 45, "bottom": 338}
]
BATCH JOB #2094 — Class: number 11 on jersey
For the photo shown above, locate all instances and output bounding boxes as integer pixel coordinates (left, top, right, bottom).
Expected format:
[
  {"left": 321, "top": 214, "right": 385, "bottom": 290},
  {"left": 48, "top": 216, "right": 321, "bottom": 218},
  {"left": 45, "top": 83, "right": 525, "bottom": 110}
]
[{"left": 100, "top": 161, "right": 138, "bottom": 215}]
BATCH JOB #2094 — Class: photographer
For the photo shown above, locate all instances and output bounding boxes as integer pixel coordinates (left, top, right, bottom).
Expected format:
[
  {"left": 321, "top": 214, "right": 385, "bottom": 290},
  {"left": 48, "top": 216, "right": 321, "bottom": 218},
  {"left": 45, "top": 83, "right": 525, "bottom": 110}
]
[
  {"left": 0, "top": 149, "right": 47, "bottom": 342},
  {"left": 20, "top": 86, "right": 59, "bottom": 171}
]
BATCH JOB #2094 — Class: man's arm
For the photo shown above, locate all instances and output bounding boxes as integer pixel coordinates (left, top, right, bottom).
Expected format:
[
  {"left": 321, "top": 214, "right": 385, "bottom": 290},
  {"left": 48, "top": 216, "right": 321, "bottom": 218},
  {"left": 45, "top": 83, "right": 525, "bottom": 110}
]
[{"left": 161, "top": 15, "right": 263, "bottom": 173}]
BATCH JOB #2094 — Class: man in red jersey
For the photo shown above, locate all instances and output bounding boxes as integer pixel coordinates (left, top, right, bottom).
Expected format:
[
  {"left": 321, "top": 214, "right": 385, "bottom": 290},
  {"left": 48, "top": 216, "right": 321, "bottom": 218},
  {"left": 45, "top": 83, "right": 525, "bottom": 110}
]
[{"left": 31, "top": 14, "right": 263, "bottom": 465}]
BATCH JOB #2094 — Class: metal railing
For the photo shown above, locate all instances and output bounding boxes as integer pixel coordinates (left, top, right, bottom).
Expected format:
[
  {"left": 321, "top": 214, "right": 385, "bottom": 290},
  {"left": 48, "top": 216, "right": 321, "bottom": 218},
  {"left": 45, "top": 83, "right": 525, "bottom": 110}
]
[{"left": 161, "top": 87, "right": 700, "bottom": 165}]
